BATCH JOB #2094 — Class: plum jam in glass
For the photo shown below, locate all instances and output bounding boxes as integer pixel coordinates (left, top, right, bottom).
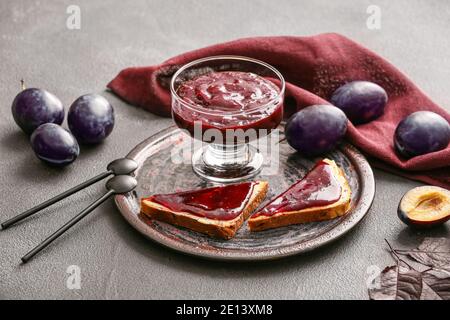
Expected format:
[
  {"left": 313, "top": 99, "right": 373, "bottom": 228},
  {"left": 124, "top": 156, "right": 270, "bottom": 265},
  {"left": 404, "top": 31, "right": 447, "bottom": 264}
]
[{"left": 170, "top": 56, "right": 285, "bottom": 182}]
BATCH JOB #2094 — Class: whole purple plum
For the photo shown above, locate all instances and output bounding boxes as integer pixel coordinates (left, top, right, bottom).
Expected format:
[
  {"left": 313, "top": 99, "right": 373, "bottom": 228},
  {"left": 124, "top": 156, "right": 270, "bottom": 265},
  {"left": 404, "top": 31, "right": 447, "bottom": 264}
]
[
  {"left": 30, "top": 123, "right": 80, "bottom": 166},
  {"left": 68, "top": 94, "right": 114, "bottom": 144},
  {"left": 12, "top": 88, "right": 64, "bottom": 134},
  {"left": 285, "top": 105, "right": 348, "bottom": 157},
  {"left": 394, "top": 111, "right": 450, "bottom": 158},
  {"left": 331, "top": 81, "right": 387, "bottom": 125}
]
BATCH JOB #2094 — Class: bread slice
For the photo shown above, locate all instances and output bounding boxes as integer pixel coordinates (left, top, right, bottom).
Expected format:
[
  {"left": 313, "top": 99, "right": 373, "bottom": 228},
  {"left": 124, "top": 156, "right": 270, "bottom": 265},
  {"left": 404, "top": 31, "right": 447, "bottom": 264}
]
[
  {"left": 248, "top": 159, "right": 351, "bottom": 232},
  {"left": 141, "top": 181, "right": 268, "bottom": 239}
]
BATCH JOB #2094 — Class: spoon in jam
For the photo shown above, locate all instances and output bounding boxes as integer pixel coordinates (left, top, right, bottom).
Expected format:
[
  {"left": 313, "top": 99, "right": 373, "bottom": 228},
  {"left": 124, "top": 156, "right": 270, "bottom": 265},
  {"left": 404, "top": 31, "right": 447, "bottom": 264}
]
[
  {"left": 1, "top": 158, "right": 137, "bottom": 229},
  {"left": 21, "top": 175, "right": 137, "bottom": 263}
]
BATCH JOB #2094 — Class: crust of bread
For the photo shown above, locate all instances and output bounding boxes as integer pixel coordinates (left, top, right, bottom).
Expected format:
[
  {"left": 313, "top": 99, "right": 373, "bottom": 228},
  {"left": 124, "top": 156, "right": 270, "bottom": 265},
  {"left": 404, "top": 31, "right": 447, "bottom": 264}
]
[
  {"left": 248, "top": 159, "right": 351, "bottom": 232},
  {"left": 141, "top": 181, "right": 268, "bottom": 239}
]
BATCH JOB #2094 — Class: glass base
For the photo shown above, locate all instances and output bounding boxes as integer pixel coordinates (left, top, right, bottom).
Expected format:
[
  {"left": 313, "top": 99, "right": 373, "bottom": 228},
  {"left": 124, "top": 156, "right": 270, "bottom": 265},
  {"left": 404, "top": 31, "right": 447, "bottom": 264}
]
[{"left": 192, "top": 143, "right": 263, "bottom": 183}]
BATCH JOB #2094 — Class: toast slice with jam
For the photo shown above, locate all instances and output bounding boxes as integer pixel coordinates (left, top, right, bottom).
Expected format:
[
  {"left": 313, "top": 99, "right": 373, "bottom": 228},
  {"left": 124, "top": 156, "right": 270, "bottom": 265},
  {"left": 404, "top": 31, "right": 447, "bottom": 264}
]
[
  {"left": 248, "top": 159, "right": 351, "bottom": 231},
  {"left": 141, "top": 181, "right": 268, "bottom": 239}
]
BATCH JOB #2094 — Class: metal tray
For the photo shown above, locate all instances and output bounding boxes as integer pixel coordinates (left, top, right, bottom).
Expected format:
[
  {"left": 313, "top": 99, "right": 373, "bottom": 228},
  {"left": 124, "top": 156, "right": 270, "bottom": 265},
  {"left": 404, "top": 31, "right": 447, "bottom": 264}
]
[{"left": 114, "top": 126, "right": 375, "bottom": 261}]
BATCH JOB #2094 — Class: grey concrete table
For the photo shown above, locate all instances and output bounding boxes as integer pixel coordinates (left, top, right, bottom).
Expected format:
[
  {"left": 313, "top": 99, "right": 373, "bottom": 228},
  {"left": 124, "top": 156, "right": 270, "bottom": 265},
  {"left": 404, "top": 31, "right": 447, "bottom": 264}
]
[{"left": 0, "top": 0, "right": 449, "bottom": 299}]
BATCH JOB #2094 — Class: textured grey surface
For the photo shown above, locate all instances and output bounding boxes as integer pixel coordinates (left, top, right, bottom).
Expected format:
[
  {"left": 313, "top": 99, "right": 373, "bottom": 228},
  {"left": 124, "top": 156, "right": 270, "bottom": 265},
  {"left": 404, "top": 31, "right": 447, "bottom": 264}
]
[{"left": 0, "top": 0, "right": 449, "bottom": 300}]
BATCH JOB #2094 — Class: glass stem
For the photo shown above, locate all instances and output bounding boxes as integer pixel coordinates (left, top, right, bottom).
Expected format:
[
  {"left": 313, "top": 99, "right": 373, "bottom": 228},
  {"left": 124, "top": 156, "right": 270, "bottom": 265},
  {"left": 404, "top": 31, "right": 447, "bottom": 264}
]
[{"left": 203, "top": 143, "right": 250, "bottom": 169}]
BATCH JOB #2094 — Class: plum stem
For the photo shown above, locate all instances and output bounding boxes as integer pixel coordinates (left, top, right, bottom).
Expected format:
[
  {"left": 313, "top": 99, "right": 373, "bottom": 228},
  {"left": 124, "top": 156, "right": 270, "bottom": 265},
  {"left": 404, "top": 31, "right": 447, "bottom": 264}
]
[{"left": 20, "top": 79, "right": 26, "bottom": 91}]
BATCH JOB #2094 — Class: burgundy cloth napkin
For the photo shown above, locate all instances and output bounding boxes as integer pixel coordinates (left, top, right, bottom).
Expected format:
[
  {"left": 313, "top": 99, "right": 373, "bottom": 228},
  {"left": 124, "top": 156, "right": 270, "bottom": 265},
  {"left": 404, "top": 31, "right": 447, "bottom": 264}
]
[{"left": 108, "top": 33, "right": 450, "bottom": 189}]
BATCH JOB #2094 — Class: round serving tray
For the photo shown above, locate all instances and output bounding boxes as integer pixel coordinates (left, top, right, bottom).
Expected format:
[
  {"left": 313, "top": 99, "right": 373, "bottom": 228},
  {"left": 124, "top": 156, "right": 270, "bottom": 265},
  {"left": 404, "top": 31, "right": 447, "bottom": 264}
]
[{"left": 114, "top": 126, "right": 375, "bottom": 261}]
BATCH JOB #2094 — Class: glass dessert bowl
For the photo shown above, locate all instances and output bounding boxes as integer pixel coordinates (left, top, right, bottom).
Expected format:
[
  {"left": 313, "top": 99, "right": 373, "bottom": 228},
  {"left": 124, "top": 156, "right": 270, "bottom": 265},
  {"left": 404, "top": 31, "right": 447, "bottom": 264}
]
[{"left": 170, "top": 56, "right": 285, "bottom": 182}]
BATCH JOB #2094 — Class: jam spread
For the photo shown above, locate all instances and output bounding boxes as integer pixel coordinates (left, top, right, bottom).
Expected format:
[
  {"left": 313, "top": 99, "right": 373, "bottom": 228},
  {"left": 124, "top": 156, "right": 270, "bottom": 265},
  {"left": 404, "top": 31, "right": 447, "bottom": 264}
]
[
  {"left": 177, "top": 71, "right": 280, "bottom": 112},
  {"left": 146, "top": 181, "right": 258, "bottom": 221},
  {"left": 253, "top": 161, "right": 342, "bottom": 218},
  {"left": 173, "top": 71, "right": 283, "bottom": 141}
]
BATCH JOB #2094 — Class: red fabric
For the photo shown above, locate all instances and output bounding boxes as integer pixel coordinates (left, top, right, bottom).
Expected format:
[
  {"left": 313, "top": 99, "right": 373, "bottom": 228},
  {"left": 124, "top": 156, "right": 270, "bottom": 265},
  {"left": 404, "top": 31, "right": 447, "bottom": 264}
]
[{"left": 108, "top": 33, "right": 450, "bottom": 189}]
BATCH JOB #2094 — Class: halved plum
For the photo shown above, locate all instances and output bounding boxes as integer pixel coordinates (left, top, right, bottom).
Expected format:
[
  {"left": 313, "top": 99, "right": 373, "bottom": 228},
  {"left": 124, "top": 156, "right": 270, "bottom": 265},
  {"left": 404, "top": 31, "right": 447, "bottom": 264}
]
[{"left": 398, "top": 186, "right": 450, "bottom": 228}]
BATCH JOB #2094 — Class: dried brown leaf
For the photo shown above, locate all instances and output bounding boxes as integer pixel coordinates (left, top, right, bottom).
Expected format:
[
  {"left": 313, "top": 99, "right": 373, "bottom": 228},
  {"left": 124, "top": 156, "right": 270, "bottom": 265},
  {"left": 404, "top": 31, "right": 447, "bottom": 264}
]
[
  {"left": 408, "top": 238, "right": 450, "bottom": 272},
  {"left": 369, "top": 264, "right": 422, "bottom": 300},
  {"left": 421, "top": 268, "right": 450, "bottom": 300},
  {"left": 370, "top": 238, "right": 450, "bottom": 300}
]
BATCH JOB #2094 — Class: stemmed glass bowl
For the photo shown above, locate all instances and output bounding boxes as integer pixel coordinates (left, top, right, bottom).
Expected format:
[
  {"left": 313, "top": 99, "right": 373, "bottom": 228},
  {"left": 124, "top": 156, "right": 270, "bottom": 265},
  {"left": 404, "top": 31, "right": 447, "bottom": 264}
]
[{"left": 170, "top": 56, "right": 285, "bottom": 183}]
